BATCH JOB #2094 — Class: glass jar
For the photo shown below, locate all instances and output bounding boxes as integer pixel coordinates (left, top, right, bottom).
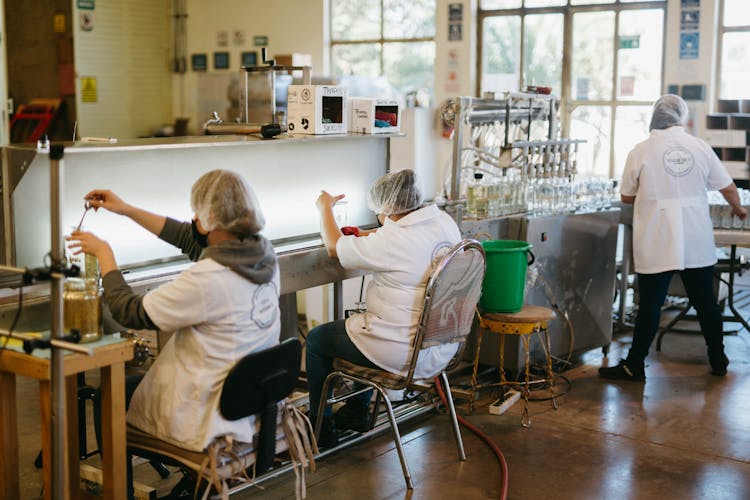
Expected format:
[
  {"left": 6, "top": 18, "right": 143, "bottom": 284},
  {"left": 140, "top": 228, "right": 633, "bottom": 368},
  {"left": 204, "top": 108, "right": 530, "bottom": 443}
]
[{"left": 64, "top": 254, "right": 102, "bottom": 343}]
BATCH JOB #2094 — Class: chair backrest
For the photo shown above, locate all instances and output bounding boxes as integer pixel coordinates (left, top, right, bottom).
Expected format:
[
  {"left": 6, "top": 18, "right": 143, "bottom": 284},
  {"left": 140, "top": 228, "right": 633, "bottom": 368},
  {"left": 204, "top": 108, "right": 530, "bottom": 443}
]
[
  {"left": 404, "top": 239, "right": 486, "bottom": 382},
  {"left": 219, "top": 337, "right": 301, "bottom": 421}
]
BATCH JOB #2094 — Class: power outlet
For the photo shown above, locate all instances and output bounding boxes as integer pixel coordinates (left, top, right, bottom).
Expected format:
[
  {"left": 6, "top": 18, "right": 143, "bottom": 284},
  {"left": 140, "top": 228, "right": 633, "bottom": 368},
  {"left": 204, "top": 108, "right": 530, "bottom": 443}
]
[{"left": 489, "top": 388, "right": 521, "bottom": 415}]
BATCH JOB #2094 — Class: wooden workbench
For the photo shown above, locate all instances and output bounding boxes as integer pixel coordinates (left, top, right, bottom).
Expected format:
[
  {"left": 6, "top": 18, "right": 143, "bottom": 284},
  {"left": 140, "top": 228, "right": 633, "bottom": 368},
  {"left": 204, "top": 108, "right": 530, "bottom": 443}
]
[{"left": 0, "top": 334, "right": 134, "bottom": 499}]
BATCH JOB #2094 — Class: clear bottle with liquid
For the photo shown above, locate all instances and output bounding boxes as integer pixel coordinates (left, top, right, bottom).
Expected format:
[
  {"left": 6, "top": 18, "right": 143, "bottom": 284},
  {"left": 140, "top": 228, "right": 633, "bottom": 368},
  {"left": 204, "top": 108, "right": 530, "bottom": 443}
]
[
  {"left": 467, "top": 172, "right": 489, "bottom": 219},
  {"left": 64, "top": 253, "right": 103, "bottom": 343}
]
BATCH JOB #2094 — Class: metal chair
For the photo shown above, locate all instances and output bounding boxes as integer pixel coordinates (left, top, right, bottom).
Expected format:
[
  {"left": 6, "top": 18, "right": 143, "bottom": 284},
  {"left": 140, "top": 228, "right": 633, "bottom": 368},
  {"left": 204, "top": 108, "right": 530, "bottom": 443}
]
[
  {"left": 127, "top": 338, "right": 304, "bottom": 498},
  {"left": 314, "top": 239, "right": 486, "bottom": 489}
]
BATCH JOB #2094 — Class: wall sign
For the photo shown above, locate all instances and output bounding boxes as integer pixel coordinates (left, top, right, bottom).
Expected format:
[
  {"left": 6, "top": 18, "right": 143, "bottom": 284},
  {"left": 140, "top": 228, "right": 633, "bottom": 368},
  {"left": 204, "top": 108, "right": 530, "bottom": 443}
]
[
  {"left": 679, "top": 0, "right": 700, "bottom": 60},
  {"left": 679, "top": 32, "right": 699, "bottom": 59},
  {"left": 253, "top": 36, "right": 268, "bottom": 47},
  {"left": 619, "top": 35, "right": 640, "bottom": 50},
  {"left": 192, "top": 53, "right": 207, "bottom": 72},
  {"left": 214, "top": 52, "right": 230, "bottom": 70},
  {"left": 81, "top": 76, "right": 97, "bottom": 103},
  {"left": 77, "top": 0, "right": 95, "bottom": 9},
  {"left": 241, "top": 51, "right": 258, "bottom": 68}
]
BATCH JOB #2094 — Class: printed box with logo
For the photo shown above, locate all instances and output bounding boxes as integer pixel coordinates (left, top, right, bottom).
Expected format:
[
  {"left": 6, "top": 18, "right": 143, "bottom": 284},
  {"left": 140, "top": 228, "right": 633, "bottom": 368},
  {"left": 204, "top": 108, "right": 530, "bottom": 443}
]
[
  {"left": 349, "top": 97, "right": 401, "bottom": 134},
  {"left": 287, "top": 85, "right": 348, "bottom": 135}
]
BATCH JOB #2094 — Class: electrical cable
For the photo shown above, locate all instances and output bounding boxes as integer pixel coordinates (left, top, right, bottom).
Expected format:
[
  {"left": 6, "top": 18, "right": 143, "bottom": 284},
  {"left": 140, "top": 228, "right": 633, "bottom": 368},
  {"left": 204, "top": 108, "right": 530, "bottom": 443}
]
[{"left": 434, "top": 375, "right": 509, "bottom": 500}]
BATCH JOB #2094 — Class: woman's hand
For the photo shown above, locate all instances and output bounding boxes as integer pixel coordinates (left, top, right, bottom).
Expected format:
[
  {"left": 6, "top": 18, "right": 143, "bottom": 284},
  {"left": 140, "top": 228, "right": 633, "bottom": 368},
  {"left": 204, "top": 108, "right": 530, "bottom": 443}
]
[
  {"left": 67, "top": 231, "right": 118, "bottom": 276},
  {"left": 85, "top": 189, "right": 131, "bottom": 215},
  {"left": 316, "top": 191, "right": 345, "bottom": 212},
  {"left": 732, "top": 205, "right": 748, "bottom": 221},
  {"left": 67, "top": 230, "right": 111, "bottom": 258}
]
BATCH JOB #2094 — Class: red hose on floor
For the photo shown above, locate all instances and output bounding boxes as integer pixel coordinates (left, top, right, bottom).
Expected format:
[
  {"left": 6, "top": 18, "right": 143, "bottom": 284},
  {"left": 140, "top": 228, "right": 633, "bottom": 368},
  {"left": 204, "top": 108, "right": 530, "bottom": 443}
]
[{"left": 434, "top": 376, "right": 509, "bottom": 500}]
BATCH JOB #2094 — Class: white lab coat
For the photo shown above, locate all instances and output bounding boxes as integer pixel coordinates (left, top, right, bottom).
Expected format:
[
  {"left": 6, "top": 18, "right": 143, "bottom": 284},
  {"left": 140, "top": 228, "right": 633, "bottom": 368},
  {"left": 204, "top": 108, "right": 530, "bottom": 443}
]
[
  {"left": 621, "top": 126, "right": 732, "bottom": 274},
  {"left": 336, "top": 204, "right": 462, "bottom": 379},
  {"left": 126, "top": 258, "right": 281, "bottom": 451}
]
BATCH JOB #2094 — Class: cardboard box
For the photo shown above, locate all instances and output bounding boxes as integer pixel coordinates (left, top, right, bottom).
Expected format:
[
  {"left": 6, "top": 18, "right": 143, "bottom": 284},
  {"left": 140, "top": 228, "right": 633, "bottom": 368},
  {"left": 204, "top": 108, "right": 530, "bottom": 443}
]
[
  {"left": 287, "top": 85, "right": 348, "bottom": 135},
  {"left": 704, "top": 129, "right": 747, "bottom": 148},
  {"left": 274, "top": 53, "right": 312, "bottom": 67},
  {"left": 349, "top": 97, "right": 401, "bottom": 134}
]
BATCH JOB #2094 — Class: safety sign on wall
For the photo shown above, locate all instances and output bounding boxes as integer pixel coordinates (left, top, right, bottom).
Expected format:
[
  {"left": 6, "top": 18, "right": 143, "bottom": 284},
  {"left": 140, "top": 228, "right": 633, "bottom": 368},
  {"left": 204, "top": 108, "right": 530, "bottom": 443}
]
[
  {"left": 679, "top": 0, "right": 700, "bottom": 59},
  {"left": 81, "top": 77, "right": 97, "bottom": 103}
]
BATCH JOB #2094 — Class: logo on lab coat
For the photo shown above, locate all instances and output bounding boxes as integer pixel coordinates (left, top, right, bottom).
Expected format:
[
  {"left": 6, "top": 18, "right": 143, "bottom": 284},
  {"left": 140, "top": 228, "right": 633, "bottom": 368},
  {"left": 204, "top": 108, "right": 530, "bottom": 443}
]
[
  {"left": 252, "top": 282, "right": 279, "bottom": 328},
  {"left": 663, "top": 147, "right": 694, "bottom": 177}
]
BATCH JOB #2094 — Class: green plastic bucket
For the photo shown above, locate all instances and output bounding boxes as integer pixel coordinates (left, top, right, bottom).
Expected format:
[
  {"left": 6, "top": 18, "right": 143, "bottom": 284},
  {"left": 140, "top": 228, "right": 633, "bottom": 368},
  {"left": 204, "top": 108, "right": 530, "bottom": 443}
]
[{"left": 480, "top": 240, "right": 535, "bottom": 313}]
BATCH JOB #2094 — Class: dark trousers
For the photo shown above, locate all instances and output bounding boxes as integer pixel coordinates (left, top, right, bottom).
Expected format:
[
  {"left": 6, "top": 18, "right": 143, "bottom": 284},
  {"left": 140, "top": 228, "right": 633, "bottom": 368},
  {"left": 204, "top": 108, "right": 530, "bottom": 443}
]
[
  {"left": 627, "top": 265, "right": 724, "bottom": 367},
  {"left": 305, "top": 319, "right": 378, "bottom": 419}
]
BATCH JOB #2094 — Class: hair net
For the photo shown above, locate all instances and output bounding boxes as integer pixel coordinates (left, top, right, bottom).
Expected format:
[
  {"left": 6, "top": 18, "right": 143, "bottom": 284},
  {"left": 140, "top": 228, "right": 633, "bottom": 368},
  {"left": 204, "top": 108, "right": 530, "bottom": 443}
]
[
  {"left": 649, "top": 94, "right": 689, "bottom": 131},
  {"left": 367, "top": 169, "right": 423, "bottom": 216},
  {"left": 190, "top": 169, "right": 265, "bottom": 238}
]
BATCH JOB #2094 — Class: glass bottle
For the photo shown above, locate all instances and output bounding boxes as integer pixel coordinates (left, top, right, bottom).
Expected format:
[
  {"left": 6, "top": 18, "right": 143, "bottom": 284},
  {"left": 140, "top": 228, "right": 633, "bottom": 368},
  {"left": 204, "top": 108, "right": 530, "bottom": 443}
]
[
  {"left": 467, "top": 172, "right": 489, "bottom": 219},
  {"left": 64, "top": 253, "right": 103, "bottom": 343}
]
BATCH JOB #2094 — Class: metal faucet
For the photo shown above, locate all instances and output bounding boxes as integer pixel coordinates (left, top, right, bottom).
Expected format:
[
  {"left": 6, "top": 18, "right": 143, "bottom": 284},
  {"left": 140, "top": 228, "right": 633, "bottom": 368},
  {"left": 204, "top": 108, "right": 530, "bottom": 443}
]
[{"left": 203, "top": 111, "right": 223, "bottom": 129}]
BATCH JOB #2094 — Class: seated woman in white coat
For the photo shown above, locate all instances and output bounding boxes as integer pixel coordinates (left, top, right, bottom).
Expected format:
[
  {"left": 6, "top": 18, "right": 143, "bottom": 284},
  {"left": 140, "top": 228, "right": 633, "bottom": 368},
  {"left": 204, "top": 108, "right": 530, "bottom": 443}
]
[
  {"left": 308, "top": 169, "right": 461, "bottom": 447},
  {"left": 68, "top": 169, "right": 281, "bottom": 454}
]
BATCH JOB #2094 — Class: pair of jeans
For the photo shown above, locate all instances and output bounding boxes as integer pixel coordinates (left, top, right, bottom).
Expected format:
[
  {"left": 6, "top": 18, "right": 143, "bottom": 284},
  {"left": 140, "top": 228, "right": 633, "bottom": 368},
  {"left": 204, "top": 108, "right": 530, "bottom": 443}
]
[
  {"left": 305, "top": 319, "right": 378, "bottom": 419},
  {"left": 627, "top": 265, "right": 724, "bottom": 367}
]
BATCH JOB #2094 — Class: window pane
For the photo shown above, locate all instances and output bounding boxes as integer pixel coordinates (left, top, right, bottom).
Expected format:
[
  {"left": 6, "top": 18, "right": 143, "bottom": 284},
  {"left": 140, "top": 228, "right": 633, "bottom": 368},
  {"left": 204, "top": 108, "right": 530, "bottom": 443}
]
[
  {"left": 614, "top": 106, "right": 651, "bottom": 179},
  {"left": 384, "top": 0, "right": 435, "bottom": 38},
  {"left": 383, "top": 42, "right": 436, "bottom": 98},
  {"left": 617, "top": 9, "right": 663, "bottom": 101},
  {"left": 480, "top": 0, "right": 521, "bottom": 8},
  {"left": 481, "top": 16, "right": 521, "bottom": 94},
  {"left": 721, "top": 32, "right": 750, "bottom": 99},
  {"left": 524, "top": 0, "right": 565, "bottom": 7},
  {"left": 331, "top": 0, "right": 381, "bottom": 41},
  {"left": 724, "top": 0, "right": 750, "bottom": 27},
  {"left": 332, "top": 43, "right": 381, "bottom": 77},
  {"left": 572, "top": 11, "right": 614, "bottom": 101},
  {"left": 570, "top": 106, "right": 612, "bottom": 177},
  {"left": 524, "top": 13, "right": 563, "bottom": 96},
  {"left": 572, "top": 0, "right": 614, "bottom": 5}
]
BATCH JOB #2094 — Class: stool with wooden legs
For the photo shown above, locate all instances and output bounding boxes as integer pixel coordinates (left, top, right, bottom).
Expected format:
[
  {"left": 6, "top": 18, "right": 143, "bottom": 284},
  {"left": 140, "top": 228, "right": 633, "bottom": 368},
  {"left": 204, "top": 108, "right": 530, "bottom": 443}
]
[{"left": 471, "top": 304, "right": 558, "bottom": 427}]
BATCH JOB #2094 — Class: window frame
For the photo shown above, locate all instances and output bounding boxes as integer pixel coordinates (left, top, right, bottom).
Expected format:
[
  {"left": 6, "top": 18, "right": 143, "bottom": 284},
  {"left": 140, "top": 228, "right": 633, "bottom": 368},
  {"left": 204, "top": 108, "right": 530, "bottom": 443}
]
[
  {"left": 715, "top": 0, "right": 750, "bottom": 101},
  {"left": 477, "top": 0, "right": 667, "bottom": 177},
  {"left": 328, "top": 0, "right": 436, "bottom": 87}
]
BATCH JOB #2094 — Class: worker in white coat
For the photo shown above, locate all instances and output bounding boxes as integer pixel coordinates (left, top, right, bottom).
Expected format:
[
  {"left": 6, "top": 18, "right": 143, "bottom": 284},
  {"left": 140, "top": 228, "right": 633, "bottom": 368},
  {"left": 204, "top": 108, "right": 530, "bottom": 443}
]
[
  {"left": 599, "top": 94, "right": 746, "bottom": 382},
  {"left": 308, "top": 169, "right": 461, "bottom": 447},
  {"left": 68, "top": 170, "right": 281, "bottom": 454}
]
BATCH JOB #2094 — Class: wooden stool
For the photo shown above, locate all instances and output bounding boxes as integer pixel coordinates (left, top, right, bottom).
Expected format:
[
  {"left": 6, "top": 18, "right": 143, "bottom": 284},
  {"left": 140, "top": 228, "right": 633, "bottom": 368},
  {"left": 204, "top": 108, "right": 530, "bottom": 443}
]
[{"left": 471, "top": 304, "right": 558, "bottom": 427}]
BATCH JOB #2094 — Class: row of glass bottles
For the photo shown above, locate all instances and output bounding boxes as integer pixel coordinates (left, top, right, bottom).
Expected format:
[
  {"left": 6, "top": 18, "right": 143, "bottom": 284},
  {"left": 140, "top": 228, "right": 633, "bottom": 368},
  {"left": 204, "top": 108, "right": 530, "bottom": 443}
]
[
  {"left": 709, "top": 189, "right": 750, "bottom": 230},
  {"left": 465, "top": 172, "right": 617, "bottom": 219}
]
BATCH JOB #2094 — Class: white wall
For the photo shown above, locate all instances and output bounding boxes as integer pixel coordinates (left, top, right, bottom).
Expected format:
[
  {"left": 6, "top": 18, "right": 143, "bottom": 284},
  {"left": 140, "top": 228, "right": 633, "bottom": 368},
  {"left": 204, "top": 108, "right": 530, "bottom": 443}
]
[
  {"left": 176, "top": 0, "right": 325, "bottom": 133},
  {"left": 664, "top": 0, "right": 720, "bottom": 139},
  {"left": 74, "top": 0, "right": 173, "bottom": 139}
]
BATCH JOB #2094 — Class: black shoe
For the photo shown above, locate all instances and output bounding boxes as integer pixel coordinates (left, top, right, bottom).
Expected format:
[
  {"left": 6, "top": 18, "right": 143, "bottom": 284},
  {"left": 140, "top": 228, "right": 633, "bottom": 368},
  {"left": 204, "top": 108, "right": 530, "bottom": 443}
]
[
  {"left": 598, "top": 360, "right": 645, "bottom": 381},
  {"left": 709, "top": 351, "right": 729, "bottom": 376},
  {"left": 334, "top": 401, "right": 372, "bottom": 433},
  {"left": 312, "top": 416, "right": 339, "bottom": 449}
]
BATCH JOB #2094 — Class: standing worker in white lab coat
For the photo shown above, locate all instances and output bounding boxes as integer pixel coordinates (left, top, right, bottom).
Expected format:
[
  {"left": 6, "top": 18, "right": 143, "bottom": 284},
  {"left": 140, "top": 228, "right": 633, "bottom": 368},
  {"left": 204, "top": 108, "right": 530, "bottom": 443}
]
[
  {"left": 599, "top": 95, "right": 747, "bottom": 382},
  {"left": 68, "top": 170, "right": 281, "bottom": 453},
  {"left": 308, "top": 169, "right": 461, "bottom": 447}
]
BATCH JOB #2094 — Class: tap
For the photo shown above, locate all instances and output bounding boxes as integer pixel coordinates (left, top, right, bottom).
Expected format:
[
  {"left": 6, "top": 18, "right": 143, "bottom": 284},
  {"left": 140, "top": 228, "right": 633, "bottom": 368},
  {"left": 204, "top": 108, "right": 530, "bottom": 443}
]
[{"left": 203, "top": 111, "right": 223, "bottom": 129}]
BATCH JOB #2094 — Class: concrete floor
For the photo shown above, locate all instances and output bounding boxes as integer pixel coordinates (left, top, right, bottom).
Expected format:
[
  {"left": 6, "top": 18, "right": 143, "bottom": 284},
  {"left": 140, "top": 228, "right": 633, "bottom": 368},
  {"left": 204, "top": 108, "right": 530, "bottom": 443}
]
[{"left": 13, "top": 308, "right": 750, "bottom": 499}]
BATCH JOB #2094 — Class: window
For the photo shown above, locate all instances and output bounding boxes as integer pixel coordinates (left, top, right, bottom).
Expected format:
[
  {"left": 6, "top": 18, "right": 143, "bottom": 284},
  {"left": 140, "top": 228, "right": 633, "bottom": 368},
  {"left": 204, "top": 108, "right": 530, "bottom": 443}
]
[
  {"left": 479, "top": 0, "right": 666, "bottom": 178},
  {"left": 330, "top": 0, "right": 436, "bottom": 100},
  {"left": 718, "top": 0, "right": 750, "bottom": 99}
]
